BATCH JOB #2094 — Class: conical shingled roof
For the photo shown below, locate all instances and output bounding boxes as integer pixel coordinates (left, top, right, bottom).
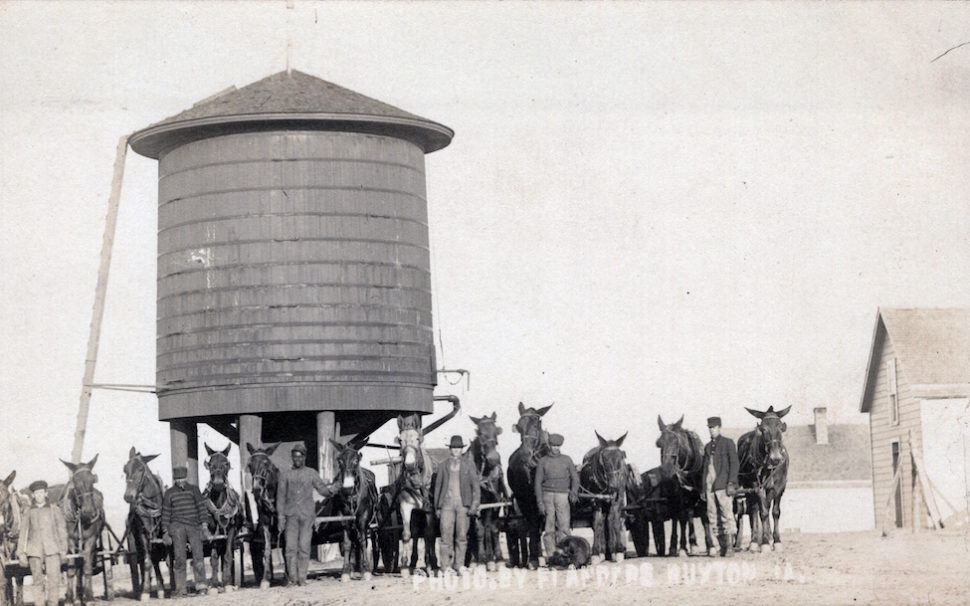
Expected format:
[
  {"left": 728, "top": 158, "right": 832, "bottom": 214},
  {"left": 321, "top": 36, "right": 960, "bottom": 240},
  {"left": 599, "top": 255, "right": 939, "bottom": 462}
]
[{"left": 130, "top": 70, "right": 453, "bottom": 158}]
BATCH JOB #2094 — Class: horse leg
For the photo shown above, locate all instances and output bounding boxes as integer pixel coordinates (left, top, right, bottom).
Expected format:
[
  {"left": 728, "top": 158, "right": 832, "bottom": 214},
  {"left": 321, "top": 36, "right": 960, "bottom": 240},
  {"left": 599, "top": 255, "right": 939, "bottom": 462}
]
[
  {"left": 757, "top": 491, "right": 771, "bottom": 553},
  {"left": 340, "top": 528, "right": 352, "bottom": 583},
  {"left": 360, "top": 519, "right": 373, "bottom": 581},
  {"left": 746, "top": 495, "right": 759, "bottom": 552},
  {"left": 651, "top": 520, "right": 665, "bottom": 557},
  {"left": 589, "top": 507, "right": 604, "bottom": 563},
  {"left": 609, "top": 503, "right": 625, "bottom": 562},
  {"left": 771, "top": 493, "right": 783, "bottom": 550},
  {"left": 399, "top": 502, "right": 414, "bottom": 574},
  {"left": 700, "top": 510, "right": 715, "bottom": 554},
  {"left": 667, "top": 516, "right": 679, "bottom": 557},
  {"left": 677, "top": 514, "right": 689, "bottom": 558},
  {"left": 526, "top": 508, "right": 541, "bottom": 569}
]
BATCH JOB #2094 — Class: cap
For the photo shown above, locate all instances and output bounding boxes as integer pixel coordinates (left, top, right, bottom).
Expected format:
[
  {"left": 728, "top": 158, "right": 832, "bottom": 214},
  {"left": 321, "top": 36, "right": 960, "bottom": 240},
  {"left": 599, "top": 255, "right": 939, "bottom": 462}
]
[
  {"left": 707, "top": 417, "right": 722, "bottom": 428},
  {"left": 172, "top": 466, "right": 188, "bottom": 480},
  {"left": 448, "top": 435, "right": 466, "bottom": 449},
  {"left": 291, "top": 442, "right": 307, "bottom": 455},
  {"left": 28, "top": 480, "right": 48, "bottom": 492},
  {"left": 549, "top": 434, "right": 564, "bottom": 447}
]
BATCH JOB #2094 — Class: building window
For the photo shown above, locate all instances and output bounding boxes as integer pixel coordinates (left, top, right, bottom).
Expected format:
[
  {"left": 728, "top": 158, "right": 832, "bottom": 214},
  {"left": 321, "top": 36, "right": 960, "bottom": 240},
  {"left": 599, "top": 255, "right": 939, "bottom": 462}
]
[{"left": 888, "top": 358, "right": 899, "bottom": 426}]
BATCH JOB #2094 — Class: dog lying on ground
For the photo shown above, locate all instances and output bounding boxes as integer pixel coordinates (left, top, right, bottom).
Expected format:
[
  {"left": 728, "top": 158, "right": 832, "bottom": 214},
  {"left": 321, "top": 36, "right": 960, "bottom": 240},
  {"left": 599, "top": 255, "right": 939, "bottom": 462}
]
[{"left": 546, "top": 535, "right": 591, "bottom": 569}]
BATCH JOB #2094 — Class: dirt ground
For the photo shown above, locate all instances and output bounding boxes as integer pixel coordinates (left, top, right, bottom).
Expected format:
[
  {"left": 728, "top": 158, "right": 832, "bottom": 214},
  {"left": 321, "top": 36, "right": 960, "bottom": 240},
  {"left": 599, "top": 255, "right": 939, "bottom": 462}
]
[{"left": 15, "top": 529, "right": 970, "bottom": 606}]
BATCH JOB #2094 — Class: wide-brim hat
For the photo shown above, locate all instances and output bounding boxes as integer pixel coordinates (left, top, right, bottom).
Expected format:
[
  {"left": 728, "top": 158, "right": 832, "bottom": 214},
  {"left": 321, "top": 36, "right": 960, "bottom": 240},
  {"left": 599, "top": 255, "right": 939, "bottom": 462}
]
[
  {"left": 28, "top": 480, "right": 48, "bottom": 492},
  {"left": 549, "top": 433, "right": 564, "bottom": 447},
  {"left": 707, "top": 416, "right": 722, "bottom": 428},
  {"left": 447, "top": 435, "right": 466, "bottom": 449},
  {"left": 291, "top": 442, "right": 307, "bottom": 454},
  {"left": 172, "top": 466, "right": 188, "bottom": 480}
]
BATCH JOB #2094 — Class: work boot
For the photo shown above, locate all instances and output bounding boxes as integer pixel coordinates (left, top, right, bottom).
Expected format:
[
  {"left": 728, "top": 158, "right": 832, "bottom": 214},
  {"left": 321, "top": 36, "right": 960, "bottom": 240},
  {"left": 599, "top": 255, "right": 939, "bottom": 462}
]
[{"left": 724, "top": 535, "right": 736, "bottom": 557}]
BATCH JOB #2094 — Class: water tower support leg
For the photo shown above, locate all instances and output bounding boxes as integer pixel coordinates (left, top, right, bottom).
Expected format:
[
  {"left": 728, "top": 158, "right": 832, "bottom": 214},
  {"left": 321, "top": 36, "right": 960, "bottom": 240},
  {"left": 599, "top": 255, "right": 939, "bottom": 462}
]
[
  {"left": 316, "top": 412, "right": 337, "bottom": 562},
  {"left": 170, "top": 420, "right": 200, "bottom": 486},
  {"left": 239, "top": 415, "right": 262, "bottom": 473}
]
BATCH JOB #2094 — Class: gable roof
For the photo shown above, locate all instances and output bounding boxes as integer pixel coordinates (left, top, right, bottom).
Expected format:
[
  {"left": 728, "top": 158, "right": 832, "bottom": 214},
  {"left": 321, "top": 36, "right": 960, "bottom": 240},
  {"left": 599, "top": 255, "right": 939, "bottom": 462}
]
[
  {"left": 130, "top": 70, "right": 453, "bottom": 158},
  {"left": 860, "top": 308, "right": 970, "bottom": 412},
  {"left": 723, "top": 423, "right": 872, "bottom": 483}
]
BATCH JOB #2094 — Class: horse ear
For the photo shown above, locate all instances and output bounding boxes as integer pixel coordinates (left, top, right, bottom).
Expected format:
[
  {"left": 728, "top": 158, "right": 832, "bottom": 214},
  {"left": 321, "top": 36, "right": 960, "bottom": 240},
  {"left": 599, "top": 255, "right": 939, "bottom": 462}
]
[
  {"left": 61, "top": 459, "right": 77, "bottom": 473},
  {"left": 92, "top": 474, "right": 98, "bottom": 482},
  {"left": 536, "top": 404, "right": 553, "bottom": 417},
  {"left": 518, "top": 402, "right": 526, "bottom": 416},
  {"left": 396, "top": 415, "right": 405, "bottom": 431},
  {"left": 3, "top": 470, "right": 14, "bottom": 485},
  {"left": 595, "top": 431, "right": 607, "bottom": 448},
  {"left": 265, "top": 442, "right": 282, "bottom": 455},
  {"left": 745, "top": 407, "right": 766, "bottom": 420},
  {"left": 616, "top": 432, "right": 628, "bottom": 447},
  {"left": 328, "top": 438, "right": 344, "bottom": 452},
  {"left": 245, "top": 443, "right": 256, "bottom": 456},
  {"left": 356, "top": 436, "right": 369, "bottom": 450},
  {"left": 781, "top": 422, "right": 787, "bottom": 432},
  {"left": 204, "top": 443, "right": 216, "bottom": 457},
  {"left": 222, "top": 444, "right": 231, "bottom": 457},
  {"left": 512, "top": 424, "right": 520, "bottom": 433},
  {"left": 496, "top": 427, "right": 503, "bottom": 435},
  {"left": 204, "top": 459, "right": 211, "bottom": 470},
  {"left": 776, "top": 405, "right": 792, "bottom": 419},
  {"left": 657, "top": 415, "right": 665, "bottom": 432},
  {"left": 394, "top": 435, "right": 401, "bottom": 444},
  {"left": 469, "top": 415, "right": 481, "bottom": 426},
  {"left": 143, "top": 454, "right": 159, "bottom": 464},
  {"left": 87, "top": 454, "right": 99, "bottom": 469},
  {"left": 129, "top": 446, "right": 137, "bottom": 459},
  {"left": 673, "top": 415, "right": 684, "bottom": 430},
  {"left": 491, "top": 411, "right": 497, "bottom": 421}
]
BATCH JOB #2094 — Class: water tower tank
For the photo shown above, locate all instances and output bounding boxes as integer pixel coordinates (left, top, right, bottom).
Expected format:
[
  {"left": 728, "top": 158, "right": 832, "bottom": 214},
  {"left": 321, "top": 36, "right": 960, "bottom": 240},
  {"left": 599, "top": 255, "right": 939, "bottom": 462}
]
[{"left": 129, "top": 70, "right": 452, "bottom": 477}]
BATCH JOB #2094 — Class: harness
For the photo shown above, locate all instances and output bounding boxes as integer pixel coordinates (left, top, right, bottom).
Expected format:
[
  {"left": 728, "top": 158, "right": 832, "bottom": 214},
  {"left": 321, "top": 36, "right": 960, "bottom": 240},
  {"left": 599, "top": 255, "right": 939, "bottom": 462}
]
[
  {"left": 127, "top": 458, "right": 163, "bottom": 538},
  {"left": 473, "top": 433, "right": 504, "bottom": 498},
  {"left": 582, "top": 445, "right": 627, "bottom": 500},
  {"left": 661, "top": 429, "right": 703, "bottom": 493},
  {"left": 248, "top": 452, "right": 279, "bottom": 515},
  {"left": 63, "top": 468, "right": 104, "bottom": 533},
  {"left": 740, "top": 420, "right": 788, "bottom": 493}
]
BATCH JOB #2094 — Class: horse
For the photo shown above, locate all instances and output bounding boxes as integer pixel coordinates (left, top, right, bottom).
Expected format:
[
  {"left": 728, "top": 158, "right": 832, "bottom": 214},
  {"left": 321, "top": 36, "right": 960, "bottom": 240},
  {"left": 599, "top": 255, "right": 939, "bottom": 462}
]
[
  {"left": 244, "top": 442, "right": 281, "bottom": 589},
  {"left": 656, "top": 415, "right": 714, "bottom": 557},
  {"left": 506, "top": 402, "right": 553, "bottom": 569},
  {"left": 626, "top": 465, "right": 678, "bottom": 558},
  {"left": 0, "top": 470, "right": 22, "bottom": 606},
  {"left": 60, "top": 454, "right": 111, "bottom": 604},
  {"left": 122, "top": 448, "right": 169, "bottom": 600},
  {"left": 328, "top": 437, "right": 378, "bottom": 583},
  {"left": 579, "top": 432, "right": 630, "bottom": 563},
  {"left": 202, "top": 443, "right": 242, "bottom": 593},
  {"left": 465, "top": 412, "right": 508, "bottom": 571},
  {"left": 387, "top": 413, "right": 437, "bottom": 577},
  {"left": 736, "top": 405, "right": 790, "bottom": 553}
]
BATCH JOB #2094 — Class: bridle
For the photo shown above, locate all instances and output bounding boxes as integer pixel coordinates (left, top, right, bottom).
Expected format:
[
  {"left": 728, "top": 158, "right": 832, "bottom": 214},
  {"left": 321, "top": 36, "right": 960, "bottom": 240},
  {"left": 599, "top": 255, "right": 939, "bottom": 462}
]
[
  {"left": 66, "top": 467, "right": 103, "bottom": 528},
  {"left": 588, "top": 445, "right": 628, "bottom": 498},
  {"left": 204, "top": 453, "right": 239, "bottom": 536},
  {"left": 248, "top": 452, "right": 278, "bottom": 513},
  {"left": 660, "top": 428, "right": 702, "bottom": 491},
  {"left": 742, "top": 418, "right": 788, "bottom": 489},
  {"left": 126, "top": 457, "right": 162, "bottom": 532}
]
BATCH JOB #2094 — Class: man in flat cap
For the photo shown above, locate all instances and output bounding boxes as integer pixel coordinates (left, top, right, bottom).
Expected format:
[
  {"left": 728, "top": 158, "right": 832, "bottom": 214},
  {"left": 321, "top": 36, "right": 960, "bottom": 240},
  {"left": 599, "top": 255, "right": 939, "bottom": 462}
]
[
  {"left": 18, "top": 480, "right": 68, "bottom": 606},
  {"left": 433, "top": 435, "right": 480, "bottom": 575},
  {"left": 534, "top": 433, "right": 579, "bottom": 564},
  {"left": 702, "top": 416, "right": 739, "bottom": 557},
  {"left": 276, "top": 442, "right": 340, "bottom": 586},
  {"left": 161, "top": 466, "right": 208, "bottom": 596}
]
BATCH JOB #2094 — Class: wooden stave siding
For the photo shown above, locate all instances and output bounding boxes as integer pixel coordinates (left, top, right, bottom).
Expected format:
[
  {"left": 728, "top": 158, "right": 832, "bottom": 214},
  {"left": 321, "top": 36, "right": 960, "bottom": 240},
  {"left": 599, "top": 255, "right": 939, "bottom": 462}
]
[
  {"left": 155, "top": 131, "right": 435, "bottom": 419},
  {"left": 867, "top": 325, "right": 925, "bottom": 529}
]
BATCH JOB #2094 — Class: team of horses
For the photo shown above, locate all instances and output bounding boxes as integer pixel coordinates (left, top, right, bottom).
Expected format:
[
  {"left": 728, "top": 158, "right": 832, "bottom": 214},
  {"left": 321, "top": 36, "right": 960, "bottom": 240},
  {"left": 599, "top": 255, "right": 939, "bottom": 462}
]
[{"left": 0, "top": 402, "right": 791, "bottom": 601}]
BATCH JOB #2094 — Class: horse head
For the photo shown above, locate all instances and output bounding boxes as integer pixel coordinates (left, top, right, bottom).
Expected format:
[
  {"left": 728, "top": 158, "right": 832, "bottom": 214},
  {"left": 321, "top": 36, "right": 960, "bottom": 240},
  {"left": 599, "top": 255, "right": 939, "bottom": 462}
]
[
  {"left": 245, "top": 442, "right": 280, "bottom": 505},
  {"left": 123, "top": 447, "right": 159, "bottom": 504},
  {"left": 656, "top": 414, "right": 688, "bottom": 479},
  {"left": 593, "top": 431, "right": 629, "bottom": 493},
  {"left": 61, "top": 454, "right": 100, "bottom": 523},
  {"left": 330, "top": 436, "right": 369, "bottom": 494},
  {"left": 204, "top": 443, "right": 233, "bottom": 489},
  {"left": 396, "top": 414, "right": 424, "bottom": 473},
  {"left": 471, "top": 412, "right": 503, "bottom": 470},
  {"left": 745, "top": 405, "right": 791, "bottom": 466},
  {"left": 512, "top": 401, "right": 553, "bottom": 453}
]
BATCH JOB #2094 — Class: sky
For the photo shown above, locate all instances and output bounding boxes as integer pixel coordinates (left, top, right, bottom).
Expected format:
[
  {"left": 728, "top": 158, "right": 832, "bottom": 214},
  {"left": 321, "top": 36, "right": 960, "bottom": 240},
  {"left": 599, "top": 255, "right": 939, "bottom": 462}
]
[{"left": 1, "top": 2, "right": 969, "bottom": 527}]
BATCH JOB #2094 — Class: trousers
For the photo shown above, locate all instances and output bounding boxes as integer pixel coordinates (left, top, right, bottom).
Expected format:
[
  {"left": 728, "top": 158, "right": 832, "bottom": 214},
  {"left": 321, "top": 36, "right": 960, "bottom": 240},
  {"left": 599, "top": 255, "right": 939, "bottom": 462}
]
[
  {"left": 28, "top": 554, "right": 61, "bottom": 606},
  {"left": 170, "top": 523, "right": 206, "bottom": 594},
  {"left": 541, "top": 492, "right": 571, "bottom": 556},
  {"left": 283, "top": 514, "right": 314, "bottom": 584},
  {"left": 705, "top": 488, "right": 737, "bottom": 536},
  {"left": 438, "top": 500, "right": 469, "bottom": 571}
]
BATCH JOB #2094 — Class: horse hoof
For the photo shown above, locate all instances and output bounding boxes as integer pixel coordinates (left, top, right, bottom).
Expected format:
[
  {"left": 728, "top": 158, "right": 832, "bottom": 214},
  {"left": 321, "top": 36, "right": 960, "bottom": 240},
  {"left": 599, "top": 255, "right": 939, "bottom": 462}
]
[
  {"left": 363, "top": 572, "right": 372, "bottom": 582},
  {"left": 139, "top": 593, "right": 149, "bottom": 602},
  {"left": 708, "top": 548, "right": 718, "bottom": 557},
  {"left": 614, "top": 553, "right": 624, "bottom": 564},
  {"left": 590, "top": 555, "right": 602, "bottom": 566},
  {"left": 679, "top": 549, "right": 689, "bottom": 559},
  {"left": 748, "top": 543, "right": 759, "bottom": 553},
  {"left": 259, "top": 580, "right": 270, "bottom": 590},
  {"left": 486, "top": 561, "right": 496, "bottom": 572},
  {"left": 340, "top": 574, "right": 351, "bottom": 583},
  {"left": 567, "top": 564, "right": 576, "bottom": 570},
  {"left": 400, "top": 568, "right": 410, "bottom": 579},
  {"left": 225, "top": 585, "right": 235, "bottom": 592},
  {"left": 773, "top": 542, "right": 783, "bottom": 552},
  {"left": 760, "top": 544, "right": 771, "bottom": 554},
  {"left": 208, "top": 587, "right": 219, "bottom": 596}
]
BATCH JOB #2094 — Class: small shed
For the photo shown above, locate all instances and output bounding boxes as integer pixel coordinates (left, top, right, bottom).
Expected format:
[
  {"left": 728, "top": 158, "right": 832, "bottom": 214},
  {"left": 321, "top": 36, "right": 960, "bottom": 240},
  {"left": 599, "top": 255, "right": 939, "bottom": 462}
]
[{"left": 859, "top": 307, "right": 970, "bottom": 530}]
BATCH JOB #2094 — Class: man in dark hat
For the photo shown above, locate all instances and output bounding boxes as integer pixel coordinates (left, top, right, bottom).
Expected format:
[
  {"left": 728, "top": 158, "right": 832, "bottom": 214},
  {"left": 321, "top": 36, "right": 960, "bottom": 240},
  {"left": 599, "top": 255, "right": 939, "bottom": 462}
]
[
  {"left": 161, "top": 466, "right": 208, "bottom": 596},
  {"left": 276, "top": 442, "right": 340, "bottom": 586},
  {"left": 702, "top": 416, "right": 739, "bottom": 557},
  {"left": 18, "top": 480, "right": 68, "bottom": 606},
  {"left": 534, "top": 433, "right": 579, "bottom": 564},
  {"left": 433, "top": 435, "right": 480, "bottom": 575}
]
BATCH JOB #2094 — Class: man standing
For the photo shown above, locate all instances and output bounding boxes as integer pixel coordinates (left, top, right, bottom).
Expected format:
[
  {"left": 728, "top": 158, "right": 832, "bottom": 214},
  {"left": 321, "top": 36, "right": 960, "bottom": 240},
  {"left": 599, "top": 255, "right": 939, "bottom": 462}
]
[
  {"left": 161, "top": 466, "right": 208, "bottom": 596},
  {"left": 534, "top": 433, "right": 579, "bottom": 563},
  {"left": 433, "top": 435, "right": 480, "bottom": 575},
  {"left": 702, "top": 416, "right": 739, "bottom": 557},
  {"left": 276, "top": 442, "right": 339, "bottom": 586},
  {"left": 18, "top": 480, "right": 68, "bottom": 606}
]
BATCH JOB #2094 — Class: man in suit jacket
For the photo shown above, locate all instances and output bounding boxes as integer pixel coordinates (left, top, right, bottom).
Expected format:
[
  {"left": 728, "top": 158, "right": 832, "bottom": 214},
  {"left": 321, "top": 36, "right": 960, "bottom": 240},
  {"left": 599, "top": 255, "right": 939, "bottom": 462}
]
[
  {"left": 702, "top": 416, "right": 739, "bottom": 557},
  {"left": 434, "top": 435, "right": 481, "bottom": 575},
  {"left": 18, "top": 480, "right": 68, "bottom": 606}
]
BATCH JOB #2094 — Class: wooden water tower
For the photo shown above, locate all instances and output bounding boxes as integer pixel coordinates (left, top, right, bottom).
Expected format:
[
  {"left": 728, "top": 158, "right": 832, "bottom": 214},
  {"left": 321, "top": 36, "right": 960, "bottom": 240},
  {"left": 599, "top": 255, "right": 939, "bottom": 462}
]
[{"left": 129, "top": 70, "right": 453, "bottom": 483}]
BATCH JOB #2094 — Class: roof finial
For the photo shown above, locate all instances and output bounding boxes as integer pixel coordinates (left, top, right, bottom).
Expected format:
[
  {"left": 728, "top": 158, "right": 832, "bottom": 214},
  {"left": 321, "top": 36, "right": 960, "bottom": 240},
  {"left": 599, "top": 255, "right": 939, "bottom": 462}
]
[{"left": 285, "top": 0, "right": 295, "bottom": 75}]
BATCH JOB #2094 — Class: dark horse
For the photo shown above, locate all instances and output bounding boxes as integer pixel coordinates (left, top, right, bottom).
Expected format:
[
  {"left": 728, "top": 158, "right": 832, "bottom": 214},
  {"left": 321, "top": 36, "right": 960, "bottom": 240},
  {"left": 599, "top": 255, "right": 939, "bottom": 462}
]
[
  {"left": 579, "top": 432, "right": 630, "bottom": 563},
  {"left": 0, "top": 470, "right": 22, "bottom": 606},
  {"left": 656, "top": 415, "right": 714, "bottom": 557},
  {"left": 328, "top": 438, "right": 377, "bottom": 582},
  {"left": 202, "top": 443, "right": 242, "bottom": 593},
  {"left": 736, "top": 405, "right": 790, "bottom": 553},
  {"left": 626, "top": 465, "right": 679, "bottom": 558},
  {"left": 244, "top": 442, "right": 281, "bottom": 589},
  {"left": 122, "top": 448, "right": 168, "bottom": 600},
  {"left": 465, "top": 412, "right": 508, "bottom": 571},
  {"left": 506, "top": 402, "right": 552, "bottom": 569},
  {"left": 60, "top": 454, "right": 112, "bottom": 604},
  {"left": 387, "top": 414, "right": 437, "bottom": 576}
]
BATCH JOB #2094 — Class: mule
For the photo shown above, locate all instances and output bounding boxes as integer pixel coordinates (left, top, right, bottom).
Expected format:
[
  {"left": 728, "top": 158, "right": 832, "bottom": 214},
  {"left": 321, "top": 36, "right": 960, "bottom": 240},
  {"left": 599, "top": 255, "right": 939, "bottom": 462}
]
[
  {"left": 388, "top": 414, "right": 437, "bottom": 576},
  {"left": 60, "top": 454, "right": 112, "bottom": 604},
  {"left": 506, "top": 402, "right": 553, "bottom": 569},
  {"left": 736, "top": 405, "right": 790, "bottom": 553},
  {"left": 244, "top": 442, "right": 281, "bottom": 589},
  {"left": 465, "top": 412, "right": 507, "bottom": 571},
  {"left": 122, "top": 448, "right": 169, "bottom": 600},
  {"left": 202, "top": 443, "right": 242, "bottom": 593},
  {"left": 626, "top": 465, "right": 678, "bottom": 558},
  {"left": 0, "top": 470, "right": 22, "bottom": 606},
  {"left": 328, "top": 437, "right": 378, "bottom": 582},
  {"left": 579, "top": 432, "right": 630, "bottom": 563},
  {"left": 656, "top": 415, "right": 714, "bottom": 557}
]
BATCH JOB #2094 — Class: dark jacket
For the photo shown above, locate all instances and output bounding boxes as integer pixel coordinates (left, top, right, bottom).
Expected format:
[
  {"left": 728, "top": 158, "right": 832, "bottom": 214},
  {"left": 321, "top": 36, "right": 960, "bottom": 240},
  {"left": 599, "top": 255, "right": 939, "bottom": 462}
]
[
  {"left": 433, "top": 455, "right": 481, "bottom": 511},
  {"left": 161, "top": 483, "right": 206, "bottom": 533},
  {"left": 534, "top": 453, "right": 580, "bottom": 501},
  {"left": 703, "top": 435, "right": 739, "bottom": 491}
]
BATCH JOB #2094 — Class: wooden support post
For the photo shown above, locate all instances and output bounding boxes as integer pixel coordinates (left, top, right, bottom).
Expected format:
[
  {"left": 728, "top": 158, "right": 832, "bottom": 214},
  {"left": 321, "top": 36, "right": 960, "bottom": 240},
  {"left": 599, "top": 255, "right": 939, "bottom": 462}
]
[
  {"left": 909, "top": 431, "right": 944, "bottom": 529},
  {"left": 238, "top": 415, "right": 261, "bottom": 488},
  {"left": 170, "top": 419, "right": 200, "bottom": 486},
  {"left": 880, "top": 460, "right": 904, "bottom": 536},
  {"left": 317, "top": 412, "right": 336, "bottom": 480},
  {"left": 912, "top": 468, "right": 921, "bottom": 533}
]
